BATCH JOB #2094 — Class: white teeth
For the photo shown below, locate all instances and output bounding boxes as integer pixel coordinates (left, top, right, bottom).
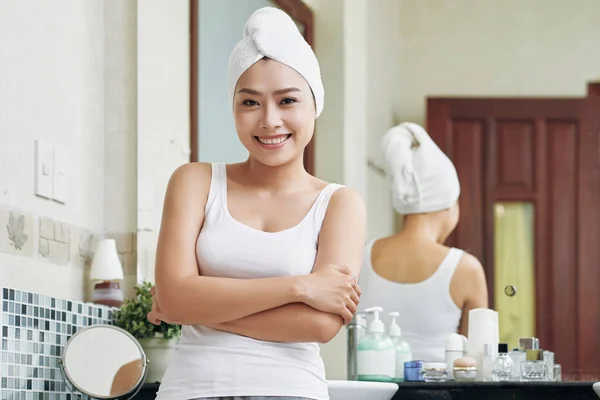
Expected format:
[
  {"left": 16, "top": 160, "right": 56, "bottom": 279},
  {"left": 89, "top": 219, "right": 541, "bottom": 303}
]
[{"left": 258, "top": 135, "right": 288, "bottom": 145}]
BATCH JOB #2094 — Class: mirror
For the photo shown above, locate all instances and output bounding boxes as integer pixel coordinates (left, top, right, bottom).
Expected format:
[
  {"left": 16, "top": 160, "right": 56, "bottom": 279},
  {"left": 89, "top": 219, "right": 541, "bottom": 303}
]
[{"left": 60, "top": 325, "right": 147, "bottom": 399}]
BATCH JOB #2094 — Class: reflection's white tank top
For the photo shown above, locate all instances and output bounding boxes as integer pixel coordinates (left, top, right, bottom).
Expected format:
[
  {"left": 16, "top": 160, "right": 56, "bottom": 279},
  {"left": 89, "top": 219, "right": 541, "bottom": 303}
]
[{"left": 358, "top": 239, "right": 463, "bottom": 362}]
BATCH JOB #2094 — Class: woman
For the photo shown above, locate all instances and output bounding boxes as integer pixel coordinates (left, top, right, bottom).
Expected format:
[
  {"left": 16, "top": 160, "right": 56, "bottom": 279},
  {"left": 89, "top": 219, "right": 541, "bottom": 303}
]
[
  {"left": 358, "top": 122, "right": 488, "bottom": 362},
  {"left": 146, "top": 7, "right": 366, "bottom": 400}
]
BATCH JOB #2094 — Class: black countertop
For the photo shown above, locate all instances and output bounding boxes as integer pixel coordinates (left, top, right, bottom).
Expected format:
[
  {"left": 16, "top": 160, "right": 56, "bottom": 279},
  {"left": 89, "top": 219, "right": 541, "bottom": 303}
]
[
  {"left": 135, "top": 381, "right": 599, "bottom": 400},
  {"left": 393, "top": 381, "right": 598, "bottom": 400}
]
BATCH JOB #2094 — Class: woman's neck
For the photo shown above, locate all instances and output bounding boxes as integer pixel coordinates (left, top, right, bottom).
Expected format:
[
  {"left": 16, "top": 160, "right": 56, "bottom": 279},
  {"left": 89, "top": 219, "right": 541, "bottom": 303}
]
[
  {"left": 241, "top": 156, "right": 310, "bottom": 192},
  {"left": 401, "top": 214, "right": 447, "bottom": 244}
]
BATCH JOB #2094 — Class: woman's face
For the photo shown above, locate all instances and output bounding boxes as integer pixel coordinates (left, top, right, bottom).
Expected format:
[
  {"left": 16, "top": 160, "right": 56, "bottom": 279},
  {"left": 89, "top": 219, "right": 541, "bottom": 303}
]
[{"left": 233, "top": 58, "right": 316, "bottom": 167}]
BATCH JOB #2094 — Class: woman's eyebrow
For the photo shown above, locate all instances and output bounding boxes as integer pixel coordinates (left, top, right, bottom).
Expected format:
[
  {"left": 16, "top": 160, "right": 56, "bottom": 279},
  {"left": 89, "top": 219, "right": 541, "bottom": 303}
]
[{"left": 237, "top": 87, "right": 303, "bottom": 95}]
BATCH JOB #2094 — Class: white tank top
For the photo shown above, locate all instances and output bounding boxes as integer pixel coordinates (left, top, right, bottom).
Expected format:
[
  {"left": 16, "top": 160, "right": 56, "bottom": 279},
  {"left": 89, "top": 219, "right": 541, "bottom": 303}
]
[
  {"left": 357, "top": 239, "right": 463, "bottom": 362},
  {"left": 156, "top": 163, "right": 342, "bottom": 400}
]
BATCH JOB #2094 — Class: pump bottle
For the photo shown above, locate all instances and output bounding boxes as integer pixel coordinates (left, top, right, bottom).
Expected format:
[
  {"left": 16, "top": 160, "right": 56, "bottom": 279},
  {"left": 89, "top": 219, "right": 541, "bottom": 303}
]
[
  {"left": 357, "top": 307, "right": 395, "bottom": 382},
  {"left": 388, "top": 311, "right": 412, "bottom": 382}
]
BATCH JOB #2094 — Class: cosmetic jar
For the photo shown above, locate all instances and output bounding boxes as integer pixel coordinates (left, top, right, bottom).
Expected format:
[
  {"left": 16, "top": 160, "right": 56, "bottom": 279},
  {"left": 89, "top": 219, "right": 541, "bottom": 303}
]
[
  {"left": 453, "top": 356, "right": 477, "bottom": 381},
  {"left": 420, "top": 362, "right": 448, "bottom": 382},
  {"left": 404, "top": 361, "right": 424, "bottom": 382}
]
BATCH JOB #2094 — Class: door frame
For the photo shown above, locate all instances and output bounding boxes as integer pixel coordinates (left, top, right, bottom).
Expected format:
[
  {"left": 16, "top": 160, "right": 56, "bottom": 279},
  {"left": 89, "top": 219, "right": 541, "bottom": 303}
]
[{"left": 189, "top": 0, "right": 315, "bottom": 174}]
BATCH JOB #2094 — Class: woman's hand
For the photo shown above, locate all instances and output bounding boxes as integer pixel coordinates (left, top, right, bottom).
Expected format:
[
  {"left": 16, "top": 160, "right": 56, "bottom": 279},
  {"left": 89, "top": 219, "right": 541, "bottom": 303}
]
[{"left": 298, "top": 264, "right": 361, "bottom": 325}]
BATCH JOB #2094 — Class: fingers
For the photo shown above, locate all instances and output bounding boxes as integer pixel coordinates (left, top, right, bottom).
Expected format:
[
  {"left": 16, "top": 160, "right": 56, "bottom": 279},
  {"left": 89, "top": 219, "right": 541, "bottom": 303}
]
[
  {"left": 346, "top": 298, "right": 357, "bottom": 315},
  {"left": 354, "top": 284, "right": 362, "bottom": 297},
  {"left": 150, "top": 286, "right": 156, "bottom": 296},
  {"left": 349, "top": 290, "right": 360, "bottom": 306},
  {"left": 147, "top": 310, "right": 161, "bottom": 325},
  {"left": 341, "top": 308, "right": 354, "bottom": 325}
]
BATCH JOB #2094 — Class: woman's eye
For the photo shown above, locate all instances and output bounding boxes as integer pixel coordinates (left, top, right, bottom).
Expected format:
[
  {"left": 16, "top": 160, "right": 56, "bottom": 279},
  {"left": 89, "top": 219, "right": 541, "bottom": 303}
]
[
  {"left": 243, "top": 99, "right": 259, "bottom": 106},
  {"left": 280, "top": 98, "right": 297, "bottom": 105}
]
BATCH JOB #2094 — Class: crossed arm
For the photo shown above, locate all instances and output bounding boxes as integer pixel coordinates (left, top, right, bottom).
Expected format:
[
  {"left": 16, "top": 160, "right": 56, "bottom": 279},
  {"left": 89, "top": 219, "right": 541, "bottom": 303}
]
[{"left": 151, "top": 163, "right": 367, "bottom": 344}]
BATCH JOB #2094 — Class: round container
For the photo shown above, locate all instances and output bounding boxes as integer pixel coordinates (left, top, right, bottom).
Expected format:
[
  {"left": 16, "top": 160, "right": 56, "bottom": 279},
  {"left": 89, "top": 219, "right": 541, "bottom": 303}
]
[
  {"left": 420, "top": 362, "right": 448, "bottom": 382},
  {"left": 404, "top": 360, "right": 424, "bottom": 382},
  {"left": 453, "top": 367, "right": 477, "bottom": 381}
]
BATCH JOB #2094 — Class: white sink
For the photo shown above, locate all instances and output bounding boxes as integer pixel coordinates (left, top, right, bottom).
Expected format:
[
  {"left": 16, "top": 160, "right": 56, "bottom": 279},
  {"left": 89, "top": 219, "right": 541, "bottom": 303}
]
[
  {"left": 327, "top": 380, "right": 398, "bottom": 400},
  {"left": 593, "top": 382, "right": 600, "bottom": 398}
]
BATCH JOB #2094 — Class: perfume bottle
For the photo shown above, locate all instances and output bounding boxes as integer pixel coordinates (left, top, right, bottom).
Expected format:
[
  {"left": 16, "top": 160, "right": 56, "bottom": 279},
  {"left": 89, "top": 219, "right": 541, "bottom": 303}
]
[
  {"left": 509, "top": 348, "right": 526, "bottom": 381},
  {"left": 482, "top": 343, "right": 494, "bottom": 382},
  {"left": 521, "top": 349, "right": 547, "bottom": 381},
  {"left": 492, "top": 343, "right": 513, "bottom": 381}
]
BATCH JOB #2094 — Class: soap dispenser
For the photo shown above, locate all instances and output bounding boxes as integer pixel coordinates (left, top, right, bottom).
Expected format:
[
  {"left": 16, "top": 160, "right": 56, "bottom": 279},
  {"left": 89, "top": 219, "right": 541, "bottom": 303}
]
[
  {"left": 357, "top": 307, "right": 395, "bottom": 382},
  {"left": 388, "top": 312, "right": 412, "bottom": 382}
]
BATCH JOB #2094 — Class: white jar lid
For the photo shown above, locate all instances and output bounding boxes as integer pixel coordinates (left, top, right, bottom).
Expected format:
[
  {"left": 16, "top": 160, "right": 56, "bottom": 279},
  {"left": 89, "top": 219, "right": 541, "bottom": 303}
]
[{"left": 422, "top": 362, "right": 447, "bottom": 370}]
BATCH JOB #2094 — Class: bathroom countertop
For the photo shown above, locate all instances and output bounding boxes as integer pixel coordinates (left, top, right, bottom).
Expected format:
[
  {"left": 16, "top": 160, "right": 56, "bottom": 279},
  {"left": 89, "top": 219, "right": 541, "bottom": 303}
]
[
  {"left": 134, "top": 381, "right": 598, "bottom": 400},
  {"left": 393, "top": 381, "right": 598, "bottom": 400}
]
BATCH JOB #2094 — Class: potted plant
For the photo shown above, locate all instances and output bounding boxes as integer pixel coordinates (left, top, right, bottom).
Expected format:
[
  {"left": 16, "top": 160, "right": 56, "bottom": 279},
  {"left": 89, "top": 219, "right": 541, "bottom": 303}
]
[{"left": 113, "top": 281, "right": 181, "bottom": 384}]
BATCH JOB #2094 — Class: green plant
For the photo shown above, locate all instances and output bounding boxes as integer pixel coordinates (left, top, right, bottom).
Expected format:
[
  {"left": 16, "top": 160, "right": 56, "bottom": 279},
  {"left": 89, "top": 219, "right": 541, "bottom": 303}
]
[{"left": 113, "top": 281, "right": 181, "bottom": 340}]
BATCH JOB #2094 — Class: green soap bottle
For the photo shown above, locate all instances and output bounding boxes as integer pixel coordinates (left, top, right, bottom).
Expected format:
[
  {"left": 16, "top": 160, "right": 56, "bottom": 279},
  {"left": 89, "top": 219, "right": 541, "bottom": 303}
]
[
  {"left": 357, "top": 307, "right": 395, "bottom": 382},
  {"left": 388, "top": 311, "right": 412, "bottom": 382}
]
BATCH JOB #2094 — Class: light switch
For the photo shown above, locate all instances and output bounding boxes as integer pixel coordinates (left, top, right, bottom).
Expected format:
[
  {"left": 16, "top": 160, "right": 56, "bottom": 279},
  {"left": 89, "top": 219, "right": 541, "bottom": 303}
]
[
  {"left": 34, "top": 139, "right": 54, "bottom": 199},
  {"left": 53, "top": 144, "right": 68, "bottom": 204}
]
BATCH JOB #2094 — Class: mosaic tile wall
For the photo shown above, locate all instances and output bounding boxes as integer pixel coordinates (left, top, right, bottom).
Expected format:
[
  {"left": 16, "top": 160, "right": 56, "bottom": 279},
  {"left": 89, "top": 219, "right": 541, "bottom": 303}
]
[{"left": 1, "top": 287, "right": 116, "bottom": 400}]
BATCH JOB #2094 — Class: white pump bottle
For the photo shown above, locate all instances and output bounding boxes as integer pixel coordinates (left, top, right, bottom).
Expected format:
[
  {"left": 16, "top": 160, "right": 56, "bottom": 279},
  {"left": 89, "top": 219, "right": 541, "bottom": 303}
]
[
  {"left": 356, "top": 307, "right": 395, "bottom": 382},
  {"left": 388, "top": 311, "right": 412, "bottom": 382}
]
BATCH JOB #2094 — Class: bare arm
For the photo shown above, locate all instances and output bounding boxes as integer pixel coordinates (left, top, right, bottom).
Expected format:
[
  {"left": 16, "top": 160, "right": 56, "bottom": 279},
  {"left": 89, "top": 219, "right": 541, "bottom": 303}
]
[
  {"left": 456, "top": 253, "right": 489, "bottom": 336},
  {"left": 154, "top": 163, "right": 305, "bottom": 325},
  {"left": 206, "top": 188, "right": 367, "bottom": 343}
]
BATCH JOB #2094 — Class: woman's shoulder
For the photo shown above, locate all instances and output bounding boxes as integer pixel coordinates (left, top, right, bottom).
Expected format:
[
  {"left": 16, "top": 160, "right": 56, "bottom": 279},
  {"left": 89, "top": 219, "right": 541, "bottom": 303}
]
[
  {"left": 171, "top": 161, "right": 212, "bottom": 178},
  {"left": 453, "top": 249, "right": 485, "bottom": 280},
  {"left": 166, "top": 162, "right": 213, "bottom": 198},
  {"left": 325, "top": 185, "right": 365, "bottom": 215}
]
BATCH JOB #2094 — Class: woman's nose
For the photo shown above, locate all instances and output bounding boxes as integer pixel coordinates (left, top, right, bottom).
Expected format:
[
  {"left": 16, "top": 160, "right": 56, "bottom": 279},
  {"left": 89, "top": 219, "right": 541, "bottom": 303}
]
[{"left": 260, "top": 102, "right": 283, "bottom": 130}]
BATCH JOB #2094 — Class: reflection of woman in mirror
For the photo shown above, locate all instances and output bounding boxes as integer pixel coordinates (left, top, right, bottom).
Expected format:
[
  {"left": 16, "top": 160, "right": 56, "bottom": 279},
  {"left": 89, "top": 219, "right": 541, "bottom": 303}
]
[
  {"left": 147, "top": 7, "right": 365, "bottom": 400},
  {"left": 358, "top": 123, "right": 489, "bottom": 363},
  {"left": 110, "top": 358, "right": 143, "bottom": 396}
]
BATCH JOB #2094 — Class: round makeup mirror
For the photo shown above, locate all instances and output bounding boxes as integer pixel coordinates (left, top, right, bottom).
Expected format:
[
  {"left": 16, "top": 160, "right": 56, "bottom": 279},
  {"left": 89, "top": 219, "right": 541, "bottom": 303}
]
[{"left": 59, "top": 324, "right": 147, "bottom": 399}]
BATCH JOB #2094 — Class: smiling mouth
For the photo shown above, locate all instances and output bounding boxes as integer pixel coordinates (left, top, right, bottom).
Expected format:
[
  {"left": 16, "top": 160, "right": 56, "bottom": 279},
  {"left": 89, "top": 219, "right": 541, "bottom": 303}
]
[{"left": 254, "top": 134, "right": 292, "bottom": 145}]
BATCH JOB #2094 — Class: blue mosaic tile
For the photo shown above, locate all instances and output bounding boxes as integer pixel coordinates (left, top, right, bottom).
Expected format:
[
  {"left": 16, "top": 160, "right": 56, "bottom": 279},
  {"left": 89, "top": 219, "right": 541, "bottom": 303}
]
[{"left": 0, "top": 287, "right": 116, "bottom": 399}]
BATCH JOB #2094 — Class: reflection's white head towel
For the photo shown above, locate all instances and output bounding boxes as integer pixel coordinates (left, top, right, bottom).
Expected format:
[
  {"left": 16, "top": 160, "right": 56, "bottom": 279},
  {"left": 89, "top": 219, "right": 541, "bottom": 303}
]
[
  {"left": 227, "top": 7, "right": 324, "bottom": 117},
  {"left": 382, "top": 122, "right": 460, "bottom": 215}
]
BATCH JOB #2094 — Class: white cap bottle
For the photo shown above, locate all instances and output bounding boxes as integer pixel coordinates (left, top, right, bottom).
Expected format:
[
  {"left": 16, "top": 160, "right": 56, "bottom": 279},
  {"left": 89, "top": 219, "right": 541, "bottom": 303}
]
[
  {"left": 357, "top": 307, "right": 395, "bottom": 382},
  {"left": 388, "top": 312, "right": 412, "bottom": 382}
]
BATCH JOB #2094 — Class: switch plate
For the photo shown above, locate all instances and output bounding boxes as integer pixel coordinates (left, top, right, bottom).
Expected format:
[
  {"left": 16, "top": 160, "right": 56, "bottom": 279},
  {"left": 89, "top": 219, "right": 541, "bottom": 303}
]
[
  {"left": 34, "top": 139, "right": 54, "bottom": 199},
  {"left": 53, "top": 144, "right": 68, "bottom": 204}
]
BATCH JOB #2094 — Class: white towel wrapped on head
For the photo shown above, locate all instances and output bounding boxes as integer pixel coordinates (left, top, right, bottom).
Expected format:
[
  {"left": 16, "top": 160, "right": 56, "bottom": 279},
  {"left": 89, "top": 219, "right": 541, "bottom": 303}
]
[
  {"left": 228, "top": 7, "right": 324, "bottom": 117},
  {"left": 382, "top": 122, "right": 460, "bottom": 215}
]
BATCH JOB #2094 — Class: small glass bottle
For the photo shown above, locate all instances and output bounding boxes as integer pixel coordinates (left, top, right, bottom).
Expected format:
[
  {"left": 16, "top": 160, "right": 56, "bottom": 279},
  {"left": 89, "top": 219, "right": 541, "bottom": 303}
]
[
  {"left": 492, "top": 343, "right": 513, "bottom": 381},
  {"left": 521, "top": 349, "right": 547, "bottom": 381},
  {"left": 482, "top": 343, "right": 494, "bottom": 381},
  {"left": 509, "top": 348, "right": 525, "bottom": 381}
]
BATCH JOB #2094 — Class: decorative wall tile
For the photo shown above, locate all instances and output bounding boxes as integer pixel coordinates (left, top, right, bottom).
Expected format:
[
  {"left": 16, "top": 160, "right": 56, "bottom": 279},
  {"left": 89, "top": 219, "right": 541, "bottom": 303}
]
[
  {"left": 0, "top": 209, "right": 34, "bottom": 257},
  {"left": 0, "top": 287, "right": 116, "bottom": 399},
  {"left": 0, "top": 206, "right": 137, "bottom": 273},
  {"left": 53, "top": 222, "right": 69, "bottom": 244},
  {"left": 68, "top": 227, "right": 89, "bottom": 269},
  {"left": 39, "top": 218, "right": 54, "bottom": 241}
]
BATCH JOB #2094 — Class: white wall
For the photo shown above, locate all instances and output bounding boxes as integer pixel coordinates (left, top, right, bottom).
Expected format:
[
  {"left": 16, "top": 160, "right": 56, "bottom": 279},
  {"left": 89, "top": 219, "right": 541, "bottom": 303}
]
[
  {"left": 136, "top": 0, "right": 190, "bottom": 283},
  {"left": 0, "top": 0, "right": 190, "bottom": 300},
  {"left": 395, "top": 0, "right": 600, "bottom": 125},
  {"left": 0, "top": 0, "right": 105, "bottom": 300}
]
